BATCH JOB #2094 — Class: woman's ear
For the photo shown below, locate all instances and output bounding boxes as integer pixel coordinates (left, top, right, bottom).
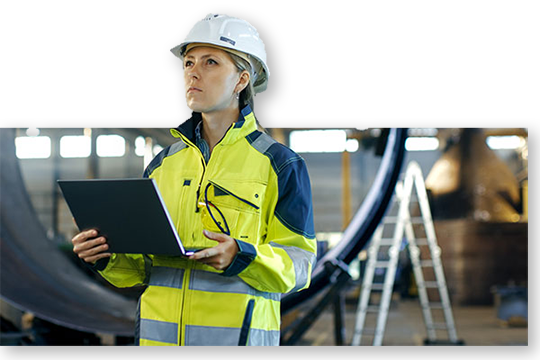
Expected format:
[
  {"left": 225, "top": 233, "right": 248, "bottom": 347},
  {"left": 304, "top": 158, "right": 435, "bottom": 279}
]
[{"left": 235, "top": 70, "right": 250, "bottom": 93}]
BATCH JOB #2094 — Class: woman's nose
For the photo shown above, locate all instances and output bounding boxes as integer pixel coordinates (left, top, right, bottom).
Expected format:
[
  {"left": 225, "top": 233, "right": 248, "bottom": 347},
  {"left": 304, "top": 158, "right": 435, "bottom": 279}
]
[
  {"left": 186, "top": 71, "right": 199, "bottom": 81},
  {"left": 186, "top": 63, "right": 200, "bottom": 79}
]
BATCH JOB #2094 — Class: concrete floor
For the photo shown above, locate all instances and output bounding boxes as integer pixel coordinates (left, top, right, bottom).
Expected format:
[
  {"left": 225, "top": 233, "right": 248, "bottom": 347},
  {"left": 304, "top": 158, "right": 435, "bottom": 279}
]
[{"left": 296, "top": 297, "right": 528, "bottom": 346}]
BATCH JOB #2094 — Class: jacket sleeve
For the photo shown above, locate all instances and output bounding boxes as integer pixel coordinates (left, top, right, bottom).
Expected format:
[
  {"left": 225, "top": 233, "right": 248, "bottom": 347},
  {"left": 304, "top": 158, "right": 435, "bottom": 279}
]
[
  {"left": 224, "top": 157, "right": 317, "bottom": 294},
  {"left": 95, "top": 253, "right": 152, "bottom": 288}
]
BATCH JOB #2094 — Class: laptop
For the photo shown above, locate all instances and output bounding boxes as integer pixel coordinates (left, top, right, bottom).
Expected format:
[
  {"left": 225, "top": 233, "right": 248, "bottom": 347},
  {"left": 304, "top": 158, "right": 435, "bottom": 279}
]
[{"left": 58, "top": 178, "right": 194, "bottom": 256}]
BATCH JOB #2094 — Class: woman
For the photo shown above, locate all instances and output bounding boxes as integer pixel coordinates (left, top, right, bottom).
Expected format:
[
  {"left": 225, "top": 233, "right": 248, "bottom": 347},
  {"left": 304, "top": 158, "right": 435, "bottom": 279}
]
[{"left": 71, "top": 13, "right": 317, "bottom": 346}]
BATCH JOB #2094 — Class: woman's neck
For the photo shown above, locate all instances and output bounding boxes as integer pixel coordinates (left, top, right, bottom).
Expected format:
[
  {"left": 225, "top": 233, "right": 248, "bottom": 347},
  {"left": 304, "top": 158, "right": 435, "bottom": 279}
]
[{"left": 201, "top": 105, "right": 240, "bottom": 151}]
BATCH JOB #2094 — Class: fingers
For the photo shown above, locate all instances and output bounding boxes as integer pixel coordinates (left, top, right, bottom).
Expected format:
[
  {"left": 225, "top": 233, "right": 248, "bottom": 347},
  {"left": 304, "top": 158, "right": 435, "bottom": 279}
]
[
  {"left": 73, "top": 236, "right": 107, "bottom": 254},
  {"left": 71, "top": 229, "right": 109, "bottom": 264},
  {"left": 188, "top": 244, "right": 229, "bottom": 269},
  {"left": 203, "top": 229, "right": 230, "bottom": 243},
  {"left": 190, "top": 230, "right": 239, "bottom": 271},
  {"left": 189, "top": 247, "right": 221, "bottom": 261},
  {"left": 190, "top": 230, "right": 233, "bottom": 260},
  {"left": 84, "top": 252, "right": 112, "bottom": 265},
  {"left": 71, "top": 229, "right": 98, "bottom": 245}
]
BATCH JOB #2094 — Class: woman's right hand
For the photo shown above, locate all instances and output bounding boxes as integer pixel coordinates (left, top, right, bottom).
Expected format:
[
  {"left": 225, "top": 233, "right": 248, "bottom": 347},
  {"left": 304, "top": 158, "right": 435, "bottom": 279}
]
[{"left": 71, "top": 229, "right": 111, "bottom": 264}]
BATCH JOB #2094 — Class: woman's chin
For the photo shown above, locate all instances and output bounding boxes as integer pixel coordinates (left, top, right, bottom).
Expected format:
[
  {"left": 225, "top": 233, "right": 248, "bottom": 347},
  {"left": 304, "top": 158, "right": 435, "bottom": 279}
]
[{"left": 186, "top": 101, "right": 208, "bottom": 113}]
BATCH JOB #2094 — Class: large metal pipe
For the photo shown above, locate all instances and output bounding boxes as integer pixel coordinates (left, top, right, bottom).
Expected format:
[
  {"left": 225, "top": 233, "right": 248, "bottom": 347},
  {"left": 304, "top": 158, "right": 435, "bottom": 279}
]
[
  {"left": 281, "top": 128, "right": 408, "bottom": 313},
  {"left": 0, "top": 128, "right": 136, "bottom": 336}
]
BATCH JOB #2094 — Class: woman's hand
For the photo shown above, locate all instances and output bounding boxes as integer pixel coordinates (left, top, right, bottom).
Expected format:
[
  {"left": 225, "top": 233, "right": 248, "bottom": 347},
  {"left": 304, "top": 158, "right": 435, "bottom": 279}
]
[
  {"left": 71, "top": 229, "right": 111, "bottom": 264},
  {"left": 189, "top": 229, "right": 239, "bottom": 270}
]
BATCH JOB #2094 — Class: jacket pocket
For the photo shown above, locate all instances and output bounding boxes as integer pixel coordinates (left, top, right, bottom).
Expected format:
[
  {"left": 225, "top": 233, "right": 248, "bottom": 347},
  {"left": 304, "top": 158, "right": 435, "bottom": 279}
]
[
  {"left": 208, "top": 179, "right": 264, "bottom": 212},
  {"left": 200, "top": 180, "right": 267, "bottom": 244}
]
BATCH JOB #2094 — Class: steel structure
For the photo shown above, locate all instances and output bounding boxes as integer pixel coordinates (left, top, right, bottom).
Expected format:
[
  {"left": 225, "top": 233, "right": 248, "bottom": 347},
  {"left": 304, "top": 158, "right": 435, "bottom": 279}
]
[{"left": 1, "top": 128, "right": 136, "bottom": 336}]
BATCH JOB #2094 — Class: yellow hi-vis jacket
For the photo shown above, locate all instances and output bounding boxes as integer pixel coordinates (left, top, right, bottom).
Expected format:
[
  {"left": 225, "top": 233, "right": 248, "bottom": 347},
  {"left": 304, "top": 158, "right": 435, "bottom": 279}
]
[{"left": 94, "top": 105, "right": 317, "bottom": 346}]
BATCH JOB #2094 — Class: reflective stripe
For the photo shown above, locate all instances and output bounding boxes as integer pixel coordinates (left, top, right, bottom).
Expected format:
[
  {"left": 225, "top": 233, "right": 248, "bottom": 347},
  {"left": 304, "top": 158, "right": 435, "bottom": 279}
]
[
  {"left": 185, "top": 325, "right": 240, "bottom": 346},
  {"left": 148, "top": 266, "right": 184, "bottom": 289},
  {"left": 140, "top": 318, "right": 178, "bottom": 344},
  {"left": 249, "top": 132, "right": 276, "bottom": 154},
  {"left": 248, "top": 328, "right": 280, "bottom": 346},
  {"left": 270, "top": 242, "right": 316, "bottom": 292},
  {"left": 168, "top": 140, "right": 187, "bottom": 156},
  {"left": 144, "top": 140, "right": 187, "bottom": 178},
  {"left": 184, "top": 325, "right": 279, "bottom": 346},
  {"left": 189, "top": 269, "right": 281, "bottom": 302}
]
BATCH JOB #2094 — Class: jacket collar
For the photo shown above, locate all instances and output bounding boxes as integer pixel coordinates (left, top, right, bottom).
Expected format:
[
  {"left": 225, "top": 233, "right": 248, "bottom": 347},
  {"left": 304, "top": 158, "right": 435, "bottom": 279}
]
[{"left": 170, "top": 105, "right": 257, "bottom": 146}]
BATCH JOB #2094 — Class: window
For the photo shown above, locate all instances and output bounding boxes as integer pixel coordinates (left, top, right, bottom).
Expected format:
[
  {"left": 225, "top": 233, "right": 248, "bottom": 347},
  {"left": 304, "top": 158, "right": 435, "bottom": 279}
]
[
  {"left": 486, "top": 136, "right": 526, "bottom": 150},
  {"left": 96, "top": 135, "right": 126, "bottom": 157},
  {"left": 60, "top": 135, "right": 91, "bottom": 158},
  {"left": 290, "top": 130, "right": 359, "bottom": 153},
  {"left": 15, "top": 136, "right": 51, "bottom": 159},
  {"left": 405, "top": 137, "right": 440, "bottom": 151}
]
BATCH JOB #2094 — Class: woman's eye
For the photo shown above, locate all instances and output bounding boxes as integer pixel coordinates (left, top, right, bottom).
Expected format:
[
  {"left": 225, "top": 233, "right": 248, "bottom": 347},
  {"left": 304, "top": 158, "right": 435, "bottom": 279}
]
[
  {"left": 184, "top": 60, "right": 193, "bottom": 67},
  {"left": 207, "top": 58, "right": 218, "bottom": 65}
]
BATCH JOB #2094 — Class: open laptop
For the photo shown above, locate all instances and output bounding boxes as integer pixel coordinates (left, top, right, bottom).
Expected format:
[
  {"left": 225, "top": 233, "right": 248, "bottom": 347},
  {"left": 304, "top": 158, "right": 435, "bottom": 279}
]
[{"left": 58, "top": 178, "right": 194, "bottom": 256}]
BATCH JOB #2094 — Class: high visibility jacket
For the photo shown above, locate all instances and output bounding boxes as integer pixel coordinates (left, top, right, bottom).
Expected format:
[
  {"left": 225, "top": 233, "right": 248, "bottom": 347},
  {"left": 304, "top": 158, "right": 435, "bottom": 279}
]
[{"left": 95, "top": 105, "right": 317, "bottom": 346}]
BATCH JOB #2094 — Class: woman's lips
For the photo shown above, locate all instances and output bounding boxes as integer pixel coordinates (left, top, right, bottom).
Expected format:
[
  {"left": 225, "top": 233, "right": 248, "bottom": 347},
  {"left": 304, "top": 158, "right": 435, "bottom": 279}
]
[{"left": 187, "top": 87, "right": 202, "bottom": 93}]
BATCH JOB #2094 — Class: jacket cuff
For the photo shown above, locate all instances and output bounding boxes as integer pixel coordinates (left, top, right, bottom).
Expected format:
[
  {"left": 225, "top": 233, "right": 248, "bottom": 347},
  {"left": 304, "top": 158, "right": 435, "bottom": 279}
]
[
  {"left": 221, "top": 239, "right": 257, "bottom": 277},
  {"left": 81, "top": 257, "right": 110, "bottom": 272}
]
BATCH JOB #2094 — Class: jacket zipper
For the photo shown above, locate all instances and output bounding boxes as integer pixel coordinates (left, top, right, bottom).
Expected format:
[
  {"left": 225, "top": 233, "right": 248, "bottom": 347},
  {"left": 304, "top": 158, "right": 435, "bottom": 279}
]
[
  {"left": 170, "top": 122, "right": 237, "bottom": 345},
  {"left": 171, "top": 131, "right": 207, "bottom": 213},
  {"left": 178, "top": 267, "right": 191, "bottom": 345},
  {"left": 173, "top": 123, "right": 236, "bottom": 213}
]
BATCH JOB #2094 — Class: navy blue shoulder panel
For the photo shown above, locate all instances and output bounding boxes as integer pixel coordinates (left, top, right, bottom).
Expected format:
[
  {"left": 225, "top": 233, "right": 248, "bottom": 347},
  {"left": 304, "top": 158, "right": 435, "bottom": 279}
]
[{"left": 246, "top": 131, "right": 316, "bottom": 239}]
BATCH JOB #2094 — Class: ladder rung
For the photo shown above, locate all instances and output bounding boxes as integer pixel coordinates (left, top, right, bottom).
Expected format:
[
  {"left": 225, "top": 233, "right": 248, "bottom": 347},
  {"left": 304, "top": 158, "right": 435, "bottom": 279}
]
[
  {"left": 419, "top": 281, "right": 439, "bottom": 288},
  {"left": 427, "top": 323, "right": 449, "bottom": 330},
  {"left": 420, "top": 260, "right": 434, "bottom": 267},
  {"left": 378, "top": 238, "right": 399, "bottom": 245},
  {"left": 382, "top": 216, "right": 424, "bottom": 224},
  {"left": 374, "top": 261, "right": 391, "bottom": 268},
  {"left": 370, "top": 283, "right": 386, "bottom": 290},
  {"left": 358, "top": 328, "right": 377, "bottom": 335},
  {"left": 414, "top": 239, "right": 429, "bottom": 246},
  {"left": 428, "top": 302, "right": 444, "bottom": 309},
  {"left": 366, "top": 305, "right": 380, "bottom": 313},
  {"left": 382, "top": 216, "right": 398, "bottom": 223},
  {"left": 420, "top": 302, "right": 444, "bottom": 309}
]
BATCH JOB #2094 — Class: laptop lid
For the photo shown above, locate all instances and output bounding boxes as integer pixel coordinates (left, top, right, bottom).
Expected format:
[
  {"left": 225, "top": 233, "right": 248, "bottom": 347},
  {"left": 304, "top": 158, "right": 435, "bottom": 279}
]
[{"left": 58, "top": 178, "right": 193, "bottom": 256}]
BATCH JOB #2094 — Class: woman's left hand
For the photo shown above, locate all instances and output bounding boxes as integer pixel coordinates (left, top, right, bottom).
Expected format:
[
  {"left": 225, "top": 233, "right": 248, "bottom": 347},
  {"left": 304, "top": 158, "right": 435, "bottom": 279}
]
[{"left": 188, "top": 229, "right": 239, "bottom": 270}]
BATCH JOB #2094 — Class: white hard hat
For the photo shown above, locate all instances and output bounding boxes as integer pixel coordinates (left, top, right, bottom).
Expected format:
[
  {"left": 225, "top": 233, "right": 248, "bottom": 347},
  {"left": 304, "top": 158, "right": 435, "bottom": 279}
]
[{"left": 171, "top": 13, "right": 270, "bottom": 93}]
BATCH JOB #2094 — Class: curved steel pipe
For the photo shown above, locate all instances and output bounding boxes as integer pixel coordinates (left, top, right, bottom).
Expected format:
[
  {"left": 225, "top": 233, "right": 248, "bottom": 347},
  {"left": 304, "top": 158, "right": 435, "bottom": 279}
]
[
  {"left": 0, "top": 128, "right": 136, "bottom": 336},
  {"left": 281, "top": 128, "right": 408, "bottom": 313}
]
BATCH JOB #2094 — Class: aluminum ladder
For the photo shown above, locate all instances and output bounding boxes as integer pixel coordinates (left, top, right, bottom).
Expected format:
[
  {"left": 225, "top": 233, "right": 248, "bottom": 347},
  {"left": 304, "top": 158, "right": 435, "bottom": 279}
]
[{"left": 351, "top": 161, "right": 459, "bottom": 346}]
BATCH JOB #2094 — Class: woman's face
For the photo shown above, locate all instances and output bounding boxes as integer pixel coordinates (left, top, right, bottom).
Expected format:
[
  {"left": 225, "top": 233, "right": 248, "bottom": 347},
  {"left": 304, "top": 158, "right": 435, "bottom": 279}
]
[{"left": 183, "top": 46, "right": 243, "bottom": 113}]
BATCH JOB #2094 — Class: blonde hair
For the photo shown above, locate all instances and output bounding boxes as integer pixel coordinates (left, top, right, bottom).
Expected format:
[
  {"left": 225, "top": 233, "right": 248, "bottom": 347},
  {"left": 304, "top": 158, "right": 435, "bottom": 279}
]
[{"left": 227, "top": 52, "right": 255, "bottom": 111}]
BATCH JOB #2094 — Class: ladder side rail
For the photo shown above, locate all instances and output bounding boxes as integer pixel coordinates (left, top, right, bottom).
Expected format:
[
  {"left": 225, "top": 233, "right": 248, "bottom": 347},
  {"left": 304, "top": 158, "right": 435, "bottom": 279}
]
[
  {"left": 402, "top": 163, "right": 437, "bottom": 341},
  {"left": 351, "top": 225, "right": 384, "bottom": 346},
  {"left": 411, "top": 162, "right": 459, "bottom": 343},
  {"left": 372, "top": 176, "right": 413, "bottom": 346},
  {"left": 406, "top": 242, "right": 437, "bottom": 340}
]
